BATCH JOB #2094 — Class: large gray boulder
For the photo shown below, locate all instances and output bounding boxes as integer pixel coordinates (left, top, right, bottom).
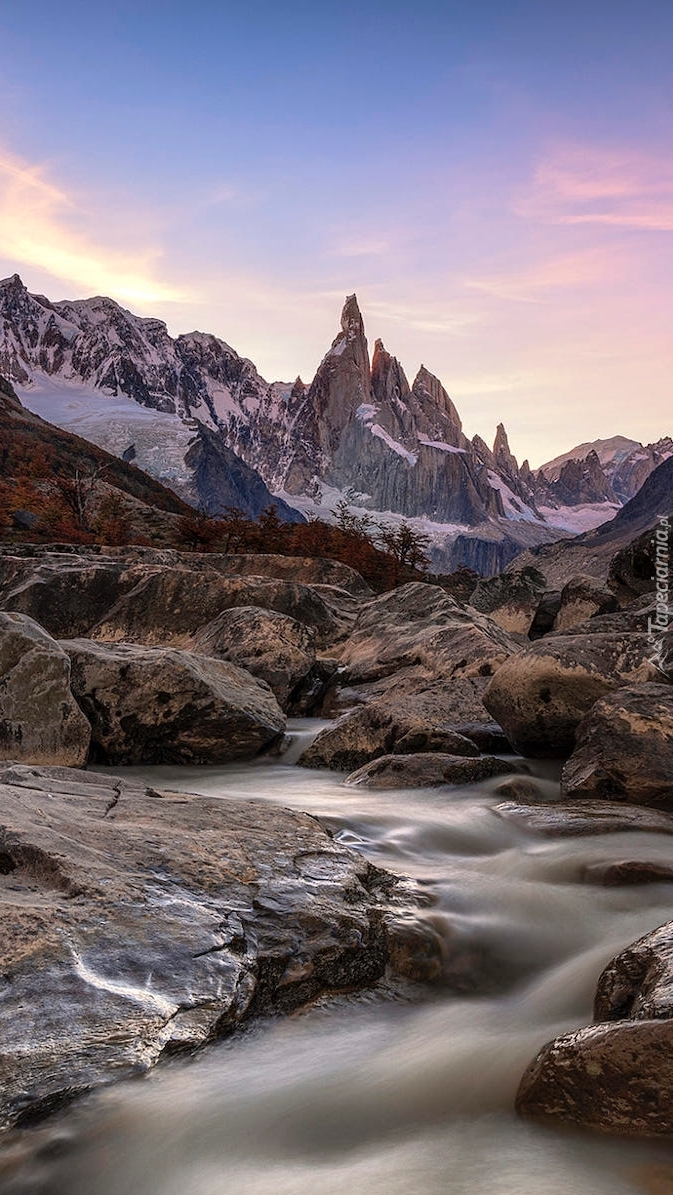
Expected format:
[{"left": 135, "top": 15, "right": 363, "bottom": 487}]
[
  {"left": 191, "top": 606, "right": 317, "bottom": 712},
  {"left": 516, "top": 921, "right": 673, "bottom": 1135},
  {"left": 0, "top": 612, "right": 90, "bottom": 766},
  {"left": 62, "top": 639, "right": 285, "bottom": 764},
  {"left": 0, "top": 762, "right": 430, "bottom": 1130},
  {"left": 483, "top": 632, "right": 662, "bottom": 757},
  {"left": 560, "top": 684, "right": 673, "bottom": 806},
  {"left": 297, "top": 699, "right": 479, "bottom": 772},
  {"left": 338, "top": 583, "right": 517, "bottom": 685},
  {"left": 468, "top": 566, "right": 547, "bottom": 635}
]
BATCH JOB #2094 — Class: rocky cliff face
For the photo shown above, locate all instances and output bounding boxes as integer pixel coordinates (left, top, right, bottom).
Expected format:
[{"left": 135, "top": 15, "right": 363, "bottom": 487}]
[{"left": 2, "top": 274, "right": 654, "bottom": 572}]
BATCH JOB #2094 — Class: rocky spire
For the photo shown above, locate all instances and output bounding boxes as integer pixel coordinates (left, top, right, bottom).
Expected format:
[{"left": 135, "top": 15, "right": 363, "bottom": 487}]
[
  {"left": 493, "top": 423, "right": 519, "bottom": 478},
  {"left": 410, "top": 366, "right": 465, "bottom": 447}
]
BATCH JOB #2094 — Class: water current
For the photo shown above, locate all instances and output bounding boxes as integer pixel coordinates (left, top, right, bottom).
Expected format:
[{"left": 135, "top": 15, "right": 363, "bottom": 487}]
[{"left": 13, "top": 722, "right": 673, "bottom": 1195}]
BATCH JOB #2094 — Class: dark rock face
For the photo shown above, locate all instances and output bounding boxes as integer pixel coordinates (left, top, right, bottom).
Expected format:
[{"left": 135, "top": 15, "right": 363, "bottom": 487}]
[
  {"left": 191, "top": 606, "right": 317, "bottom": 712},
  {"left": 516, "top": 921, "right": 673, "bottom": 1136},
  {"left": 63, "top": 639, "right": 286, "bottom": 764},
  {"left": 560, "top": 684, "right": 673, "bottom": 806},
  {"left": 0, "top": 613, "right": 90, "bottom": 767},
  {"left": 345, "top": 753, "right": 518, "bottom": 789},
  {"left": 297, "top": 700, "right": 479, "bottom": 773},
  {"left": 184, "top": 424, "right": 303, "bottom": 523},
  {"left": 0, "top": 763, "right": 429, "bottom": 1130},
  {"left": 483, "top": 632, "right": 661, "bottom": 757},
  {"left": 469, "top": 566, "right": 547, "bottom": 635}
]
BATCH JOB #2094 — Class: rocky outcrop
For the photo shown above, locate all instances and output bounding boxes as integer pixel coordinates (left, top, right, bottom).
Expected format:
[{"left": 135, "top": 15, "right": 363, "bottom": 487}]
[
  {"left": 0, "top": 613, "right": 91, "bottom": 767},
  {"left": 191, "top": 607, "right": 317, "bottom": 711},
  {"left": 297, "top": 700, "right": 479, "bottom": 773},
  {"left": 483, "top": 632, "right": 661, "bottom": 756},
  {"left": 468, "top": 566, "right": 547, "bottom": 635},
  {"left": 345, "top": 752, "right": 517, "bottom": 789},
  {"left": 554, "top": 574, "right": 619, "bottom": 632},
  {"left": 63, "top": 639, "right": 285, "bottom": 764},
  {"left": 0, "top": 762, "right": 432, "bottom": 1130},
  {"left": 560, "top": 684, "right": 673, "bottom": 806},
  {"left": 516, "top": 921, "right": 673, "bottom": 1135}
]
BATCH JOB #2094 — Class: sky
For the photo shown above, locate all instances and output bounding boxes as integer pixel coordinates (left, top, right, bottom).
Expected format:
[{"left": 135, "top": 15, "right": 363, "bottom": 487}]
[{"left": 0, "top": 0, "right": 671, "bottom": 466}]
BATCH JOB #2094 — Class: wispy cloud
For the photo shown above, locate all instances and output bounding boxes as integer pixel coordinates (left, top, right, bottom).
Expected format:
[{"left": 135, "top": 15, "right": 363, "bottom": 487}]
[
  {"left": 0, "top": 147, "right": 191, "bottom": 304},
  {"left": 462, "top": 246, "right": 623, "bottom": 303},
  {"left": 516, "top": 143, "right": 673, "bottom": 231}
]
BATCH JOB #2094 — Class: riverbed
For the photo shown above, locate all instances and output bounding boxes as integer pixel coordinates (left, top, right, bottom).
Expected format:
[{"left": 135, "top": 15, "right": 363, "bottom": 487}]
[{"left": 9, "top": 722, "right": 673, "bottom": 1195}]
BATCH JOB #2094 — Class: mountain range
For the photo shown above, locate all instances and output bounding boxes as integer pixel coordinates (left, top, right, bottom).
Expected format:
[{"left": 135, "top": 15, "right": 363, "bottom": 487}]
[{"left": 1, "top": 274, "right": 669, "bottom": 572}]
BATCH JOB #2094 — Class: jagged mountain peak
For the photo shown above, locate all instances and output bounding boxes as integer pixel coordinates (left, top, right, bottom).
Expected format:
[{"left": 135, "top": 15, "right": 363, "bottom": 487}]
[{"left": 340, "top": 292, "right": 364, "bottom": 332}]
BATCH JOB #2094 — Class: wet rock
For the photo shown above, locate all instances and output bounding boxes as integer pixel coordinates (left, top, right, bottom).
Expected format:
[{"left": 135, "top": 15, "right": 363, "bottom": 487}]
[
  {"left": 345, "top": 752, "right": 518, "bottom": 789},
  {"left": 516, "top": 1019, "right": 673, "bottom": 1136},
  {"left": 321, "top": 669, "right": 496, "bottom": 728},
  {"left": 561, "top": 684, "right": 673, "bottom": 807},
  {"left": 517, "top": 921, "right": 673, "bottom": 1135},
  {"left": 297, "top": 700, "right": 479, "bottom": 773},
  {"left": 494, "top": 799, "right": 673, "bottom": 838},
  {"left": 0, "top": 613, "right": 90, "bottom": 767},
  {"left": 555, "top": 574, "right": 619, "bottom": 632},
  {"left": 62, "top": 638, "right": 285, "bottom": 764},
  {"left": 493, "top": 778, "right": 548, "bottom": 802},
  {"left": 583, "top": 860, "right": 673, "bottom": 886},
  {"left": 444, "top": 721, "right": 512, "bottom": 753},
  {"left": 0, "top": 763, "right": 424, "bottom": 1130},
  {"left": 338, "top": 582, "right": 517, "bottom": 686},
  {"left": 468, "top": 566, "right": 547, "bottom": 635},
  {"left": 191, "top": 606, "right": 317, "bottom": 712},
  {"left": 90, "top": 569, "right": 346, "bottom": 649},
  {"left": 483, "top": 632, "right": 661, "bottom": 757}
]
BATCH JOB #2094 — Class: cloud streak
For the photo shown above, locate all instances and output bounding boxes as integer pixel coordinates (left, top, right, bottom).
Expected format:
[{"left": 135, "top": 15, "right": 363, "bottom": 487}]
[
  {"left": 517, "top": 143, "right": 673, "bottom": 232},
  {"left": 0, "top": 147, "right": 190, "bottom": 304}
]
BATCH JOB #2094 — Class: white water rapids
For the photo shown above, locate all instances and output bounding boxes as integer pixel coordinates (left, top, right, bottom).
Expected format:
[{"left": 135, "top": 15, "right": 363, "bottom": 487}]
[{"left": 17, "top": 722, "right": 673, "bottom": 1195}]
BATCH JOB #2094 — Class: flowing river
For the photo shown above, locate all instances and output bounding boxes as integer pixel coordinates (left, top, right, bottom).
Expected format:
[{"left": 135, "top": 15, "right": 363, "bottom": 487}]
[{"left": 11, "top": 722, "right": 673, "bottom": 1195}]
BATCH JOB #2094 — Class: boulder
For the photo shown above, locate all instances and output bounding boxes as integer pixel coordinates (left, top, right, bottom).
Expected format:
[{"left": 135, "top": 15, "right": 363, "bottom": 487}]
[
  {"left": 0, "top": 612, "right": 90, "bottom": 767},
  {"left": 555, "top": 574, "right": 619, "bottom": 632},
  {"left": 560, "top": 684, "right": 673, "bottom": 806},
  {"left": 516, "top": 921, "right": 673, "bottom": 1135},
  {"left": 583, "top": 860, "right": 673, "bottom": 886},
  {"left": 338, "top": 582, "right": 517, "bottom": 686},
  {"left": 297, "top": 700, "right": 479, "bottom": 772},
  {"left": 191, "top": 606, "right": 317, "bottom": 712},
  {"left": 0, "top": 554, "right": 136, "bottom": 638},
  {"left": 494, "top": 799, "right": 673, "bottom": 838},
  {"left": 483, "top": 632, "right": 661, "bottom": 757},
  {"left": 468, "top": 566, "right": 547, "bottom": 635},
  {"left": 62, "top": 639, "right": 286, "bottom": 764},
  {"left": 207, "top": 553, "right": 372, "bottom": 597},
  {"left": 345, "top": 752, "right": 518, "bottom": 789},
  {"left": 90, "top": 569, "right": 346, "bottom": 648},
  {"left": 0, "top": 762, "right": 429, "bottom": 1130}
]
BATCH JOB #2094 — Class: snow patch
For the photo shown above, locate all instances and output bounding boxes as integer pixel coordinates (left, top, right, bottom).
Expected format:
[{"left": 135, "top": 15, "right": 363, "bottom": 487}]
[
  {"left": 369, "top": 424, "right": 417, "bottom": 465},
  {"left": 418, "top": 435, "right": 466, "bottom": 454}
]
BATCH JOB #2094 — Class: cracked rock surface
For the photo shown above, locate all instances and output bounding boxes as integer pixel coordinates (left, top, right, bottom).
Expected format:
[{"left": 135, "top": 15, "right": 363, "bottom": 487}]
[{"left": 0, "top": 763, "right": 422, "bottom": 1130}]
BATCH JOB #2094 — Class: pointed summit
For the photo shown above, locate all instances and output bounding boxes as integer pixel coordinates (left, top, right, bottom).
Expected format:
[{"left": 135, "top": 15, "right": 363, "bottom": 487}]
[
  {"left": 493, "top": 423, "right": 518, "bottom": 475},
  {"left": 340, "top": 293, "right": 364, "bottom": 337},
  {"left": 410, "top": 365, "right": 464, "bottom": 446}
]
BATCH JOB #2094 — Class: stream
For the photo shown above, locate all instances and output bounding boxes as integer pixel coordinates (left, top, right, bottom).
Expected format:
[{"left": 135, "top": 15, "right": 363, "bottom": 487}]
[{"left": 13, "top": 722, "right": 673, "bottom": 1195}]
